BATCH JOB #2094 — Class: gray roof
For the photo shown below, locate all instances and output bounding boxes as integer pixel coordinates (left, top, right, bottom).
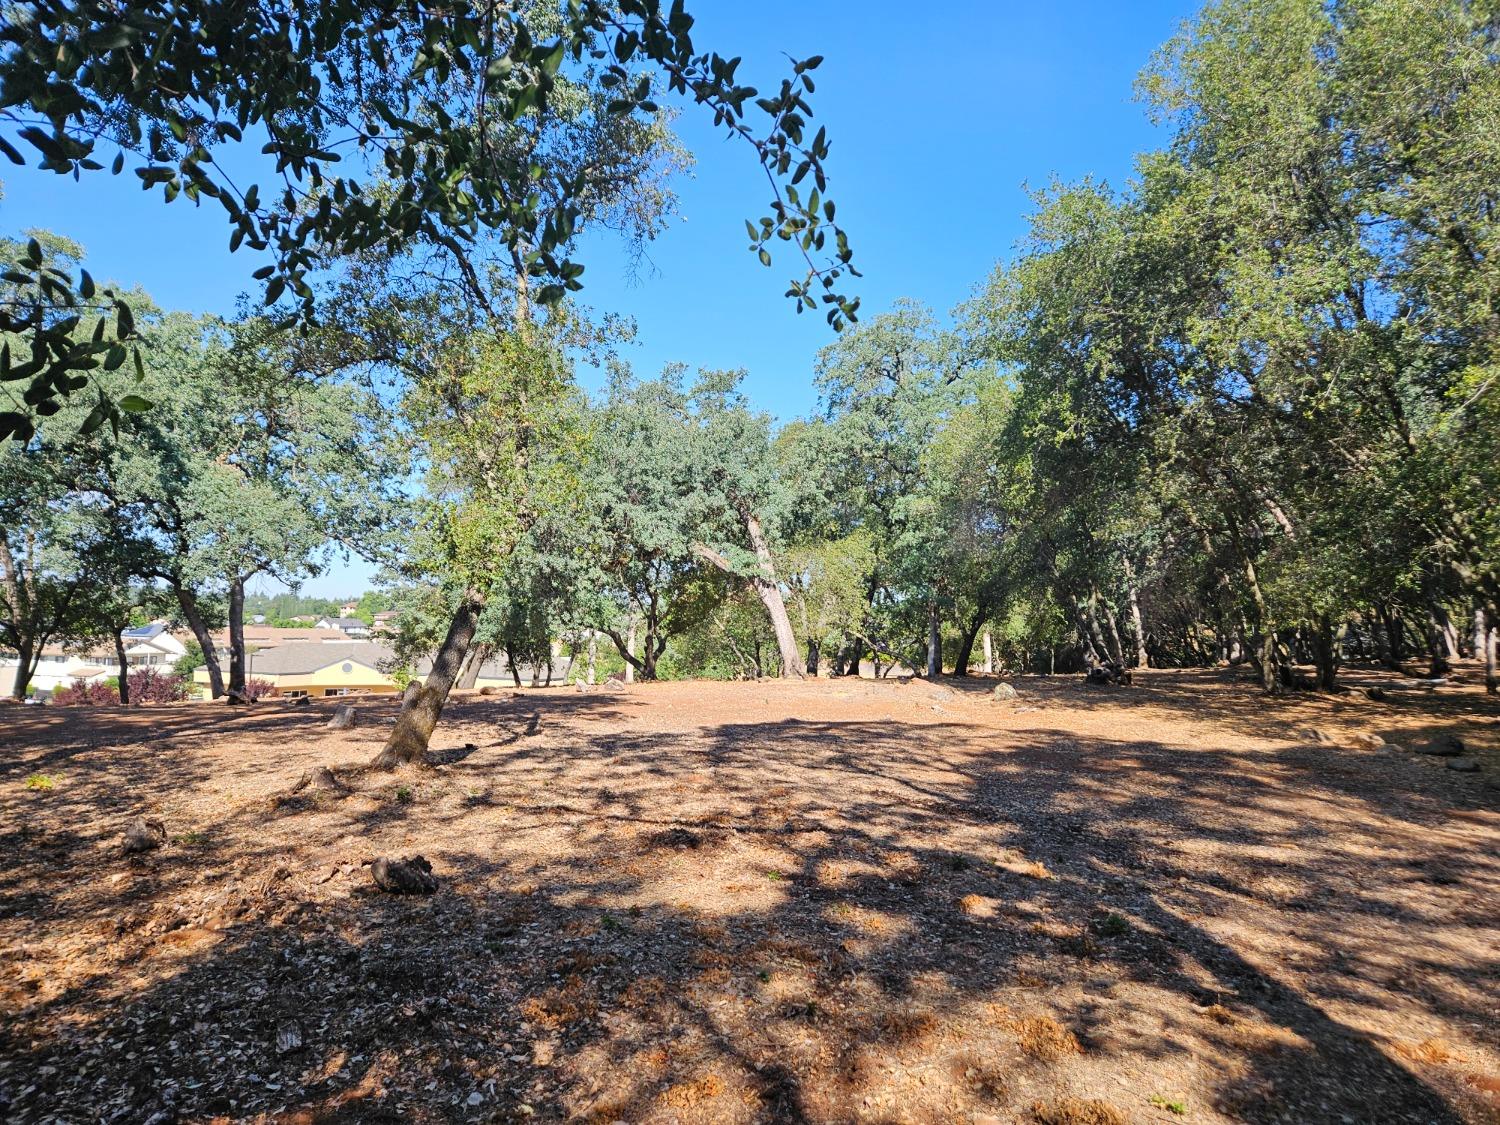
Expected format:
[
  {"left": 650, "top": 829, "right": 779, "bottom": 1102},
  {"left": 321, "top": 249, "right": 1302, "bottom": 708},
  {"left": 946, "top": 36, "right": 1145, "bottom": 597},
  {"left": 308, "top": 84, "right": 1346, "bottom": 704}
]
[
  {"left": 245, "top": 641, "right": 394, "bottom": 676},
  {"left": 243, "top": 640, "right": 572, "bottom": 682},
  {"left": 323, "top": 617, "right": 367, "bottom": 629}
]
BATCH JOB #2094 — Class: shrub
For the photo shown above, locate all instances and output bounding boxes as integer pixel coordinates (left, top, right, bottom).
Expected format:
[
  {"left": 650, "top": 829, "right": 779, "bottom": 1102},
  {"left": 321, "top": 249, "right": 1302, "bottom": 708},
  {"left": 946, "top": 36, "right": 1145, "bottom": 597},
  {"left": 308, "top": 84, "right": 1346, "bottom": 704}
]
[
  {"left": 173, "top": 639, "right": 205, "bottom": 678},
  {"left": 51, "top": 678, "right": 120, "bottom": 705},
  {"left": 128, "top": 668, "right": 193, "bottom": 703},
  {"left": 53, "top": 669, "right": 194, "bottom": 705},
  {"left": 242, "top": 677, "right": 276, "bottom": 701}
]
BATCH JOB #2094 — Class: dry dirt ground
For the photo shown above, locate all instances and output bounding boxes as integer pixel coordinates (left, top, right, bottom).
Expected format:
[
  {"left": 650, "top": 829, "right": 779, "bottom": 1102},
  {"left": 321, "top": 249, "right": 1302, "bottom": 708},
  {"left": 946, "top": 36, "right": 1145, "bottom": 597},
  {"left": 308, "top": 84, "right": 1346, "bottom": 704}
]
[{"left": 1, "top": 668, "right": 1497, "bottom": 1125}]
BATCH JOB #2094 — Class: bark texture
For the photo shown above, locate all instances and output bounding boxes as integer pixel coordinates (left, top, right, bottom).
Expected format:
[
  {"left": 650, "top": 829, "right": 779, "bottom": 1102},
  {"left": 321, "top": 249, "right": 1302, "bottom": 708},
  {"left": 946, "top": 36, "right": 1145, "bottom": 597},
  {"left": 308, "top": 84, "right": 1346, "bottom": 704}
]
[{"left": 373, "top": 588, "right": 485, "bottom": 769}]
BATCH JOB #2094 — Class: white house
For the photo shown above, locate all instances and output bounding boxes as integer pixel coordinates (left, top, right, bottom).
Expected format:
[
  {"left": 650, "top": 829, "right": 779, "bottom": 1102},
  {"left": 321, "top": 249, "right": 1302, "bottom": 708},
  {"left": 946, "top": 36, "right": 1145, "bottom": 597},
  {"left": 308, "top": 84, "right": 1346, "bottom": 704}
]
[
  {"left": 0, "top": 622, "right": 189, "bottom": 697},
  {"left": 313, "top": 616, "right": 370, "bottom": 638}
]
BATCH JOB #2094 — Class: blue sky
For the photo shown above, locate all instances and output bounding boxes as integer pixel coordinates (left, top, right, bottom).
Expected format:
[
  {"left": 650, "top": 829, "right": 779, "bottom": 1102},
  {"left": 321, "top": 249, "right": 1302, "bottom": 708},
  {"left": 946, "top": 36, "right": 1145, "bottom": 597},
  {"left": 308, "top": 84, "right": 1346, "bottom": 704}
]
[{"left": 2, "top": 1, "right": 1193, "bottom": 595}]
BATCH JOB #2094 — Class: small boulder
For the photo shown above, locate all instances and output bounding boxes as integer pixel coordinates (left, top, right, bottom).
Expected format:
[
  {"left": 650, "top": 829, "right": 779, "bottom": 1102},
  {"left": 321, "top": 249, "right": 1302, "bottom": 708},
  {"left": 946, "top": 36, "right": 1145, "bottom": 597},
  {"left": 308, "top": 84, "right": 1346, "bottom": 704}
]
[
  {"left": 478, "top": 685, "right": 500, "bottom": 697},
  {"left": 1299, "top": 727, "right": 1337, "bottom": 745},
  {"left": 1418, "top": 734, "right": 1465, "bottom": 757},
  {"left": 992, "top": 682, "right": 1019, "bottom": 701},
  {"left": 1446, "top": 757, "right": 1480, "bottom": 773},
  {"left": 327, "top": 704, "right": 357, "bottom": 731},
  {"left": 370, "top": 854, "right": 438, "bottom": 894},
  {"left": 122, "top": 816, "right": 166, "bottom": 855},
  {"left": 1348, "top": 732, "right": 1386, "bottom": 751}
]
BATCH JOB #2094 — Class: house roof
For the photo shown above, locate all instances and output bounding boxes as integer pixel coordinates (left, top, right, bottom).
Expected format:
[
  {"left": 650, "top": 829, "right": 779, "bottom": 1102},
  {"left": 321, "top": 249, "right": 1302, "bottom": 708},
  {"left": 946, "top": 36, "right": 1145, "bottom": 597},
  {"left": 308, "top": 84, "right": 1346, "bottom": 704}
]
[
  {"left": 323, "top": 617, "right": 367, "bottom": 629},
  {"left": 245, "top": 641, "right": 396, "bottom": 676},
  {"left": 209, "top": 626, "right": 350, "bottom": 648},
  {"left": 122, "top": 623, "right": 168, "bottom": 640}
]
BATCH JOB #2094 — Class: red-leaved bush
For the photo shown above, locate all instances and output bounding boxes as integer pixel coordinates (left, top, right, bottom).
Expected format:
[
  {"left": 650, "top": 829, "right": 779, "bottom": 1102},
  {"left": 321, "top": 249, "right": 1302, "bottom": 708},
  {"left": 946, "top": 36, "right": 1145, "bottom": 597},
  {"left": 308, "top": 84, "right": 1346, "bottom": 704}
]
[
  {"left": 51, "top": 668, "right": 193, "bottom": 705},
  {"left": 50, "top": 678, "right": 119, "bottom": 705},
  {"left": 242, "top": 677, "right": 277, "bottom": 701},
  {"left": 129, "top": 668, "right": 193, "bottom": 703}
]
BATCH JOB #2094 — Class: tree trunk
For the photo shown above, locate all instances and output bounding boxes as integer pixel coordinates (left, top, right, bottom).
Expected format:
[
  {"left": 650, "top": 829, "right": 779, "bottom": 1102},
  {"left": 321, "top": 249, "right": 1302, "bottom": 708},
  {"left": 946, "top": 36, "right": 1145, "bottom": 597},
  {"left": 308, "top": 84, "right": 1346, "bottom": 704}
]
[
  {"left": 1474, "top": 606, "right": 1486, "bottom": 659},
  {"left": 692, "top": 516, "right": 804, "bottom": 680},
  {"left": 373, "top": 588, "right": 485, "bottom": 769},
  {"left": 953, "top": 604, "right": 986, "bottom": 676},
  {"left": 1486, "top": 616, "right": 1497, "bottom": 696},
  {"left": 624, "top": 618, "right": 637, "bottom": 684},
  {"left": 1123, "top": 558, "right": 1149, "bottom": 668},
  {"left": 1073, "top": 597, "right": 1105, "bottom": 668},
  {"left": 805, "top": 637, "right": 820, "bottom": 676},
  {"left": 175, "top": 584, "right": 224, "bottom": 699},
  {"left": 982, "top": 629, "right": 994, "bottom": 675},
  {"left": 586, "top": 631, "right": 597, "bottom": 685},
  {"left": 1311, "top": 613, "right": 1340, "bottom": 691},
  {"left": 226, "top": 575, "right": 248, "bottom": 702},
  {"left": 9, "top": 638, "right": 36, "bottom": 701},
  {"left": 115, "top": 629, "right": 130, "bottom": 705},
  {"left": 457, "top": 643, "right": 486, "bottom": 690},
  {"left": 926, "top": 600, "right": 941, "bottom": 679},
  {"left": 1096, "top": 588, "right": 1126, "bottom": 666}
]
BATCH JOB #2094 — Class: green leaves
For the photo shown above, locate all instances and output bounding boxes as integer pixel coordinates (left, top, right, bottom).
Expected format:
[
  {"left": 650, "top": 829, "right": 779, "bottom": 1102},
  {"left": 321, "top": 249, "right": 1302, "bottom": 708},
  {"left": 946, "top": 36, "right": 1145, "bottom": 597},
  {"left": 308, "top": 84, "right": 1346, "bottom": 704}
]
[{"left": 0, "top": 0, "right": 858, "bottom": 347}]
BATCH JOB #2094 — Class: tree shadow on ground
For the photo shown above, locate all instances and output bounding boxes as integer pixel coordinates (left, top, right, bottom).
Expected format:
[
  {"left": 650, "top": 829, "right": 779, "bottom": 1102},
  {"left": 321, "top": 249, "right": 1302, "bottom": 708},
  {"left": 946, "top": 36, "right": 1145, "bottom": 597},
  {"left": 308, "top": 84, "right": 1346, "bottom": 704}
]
[{"left": 0, "top": 687, "right": 1496, "bottom": 1123}]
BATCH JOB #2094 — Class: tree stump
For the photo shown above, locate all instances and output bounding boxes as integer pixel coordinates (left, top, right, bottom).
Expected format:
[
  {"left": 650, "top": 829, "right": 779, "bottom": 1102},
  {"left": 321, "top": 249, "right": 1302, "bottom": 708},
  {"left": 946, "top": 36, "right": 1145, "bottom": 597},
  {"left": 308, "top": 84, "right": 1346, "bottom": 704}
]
[
  {"left": 291, "top": 766, "right": 346, "bottom": 795},
  {"left": 122, "top": 816, "right": 166, "bottom": 854},
  {"left": 327, "top": 705, "right": 357, "bottom": 731},
  {"left": 369, "top": 855, "right": 437, "bottom": 894}
]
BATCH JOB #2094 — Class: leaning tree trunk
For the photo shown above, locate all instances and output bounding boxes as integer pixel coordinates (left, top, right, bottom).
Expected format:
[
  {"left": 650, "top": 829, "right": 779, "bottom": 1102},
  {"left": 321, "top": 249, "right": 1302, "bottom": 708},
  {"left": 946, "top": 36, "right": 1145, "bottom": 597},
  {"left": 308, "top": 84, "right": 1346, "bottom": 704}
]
[
  {"left": 175, "top": 584, "right": 224, "bottom": 699},
  {"left": 373, "top": 588, "right": 485, "bottom": 769},
  {"left": 114, "top": 628, "right": 130, "bottom": 705},
  {"left": 457, "top": 642, "right": 488, "bottom": 690},
  {"left": 692, "top": 513, "right": 804, "bottom": 679},
  {"left": 953, "top": 604, "right": 987, "bottom": 677},
  {"left": 226, "top": 575, "right": 249, "bottom": 702}
]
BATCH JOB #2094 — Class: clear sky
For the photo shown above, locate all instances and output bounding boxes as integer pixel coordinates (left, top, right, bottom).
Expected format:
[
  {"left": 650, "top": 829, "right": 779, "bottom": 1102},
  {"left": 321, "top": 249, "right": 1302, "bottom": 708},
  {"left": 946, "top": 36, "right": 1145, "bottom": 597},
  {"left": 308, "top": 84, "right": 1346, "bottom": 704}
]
[{"left": 1, "top": 1, "right": 1193, "bottom": 596}]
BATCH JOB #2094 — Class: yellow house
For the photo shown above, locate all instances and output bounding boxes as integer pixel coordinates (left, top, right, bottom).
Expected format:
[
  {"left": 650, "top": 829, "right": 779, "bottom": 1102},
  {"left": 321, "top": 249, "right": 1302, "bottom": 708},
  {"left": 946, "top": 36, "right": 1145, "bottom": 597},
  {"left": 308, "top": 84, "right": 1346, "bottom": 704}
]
[
  {"left": 193, "top": 641, "right": 404, "bottom": 700},
  {"left": 191, "top": 638, "right": 575, "bottom": 699}
]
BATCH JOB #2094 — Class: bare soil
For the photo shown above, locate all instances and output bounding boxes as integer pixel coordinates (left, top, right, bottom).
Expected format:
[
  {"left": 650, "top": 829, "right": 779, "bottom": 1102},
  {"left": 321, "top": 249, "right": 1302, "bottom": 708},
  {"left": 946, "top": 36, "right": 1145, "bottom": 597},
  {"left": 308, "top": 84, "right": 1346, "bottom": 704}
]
[{"left": 1, "top": 667, "right": 1497, "bottom": 1124}]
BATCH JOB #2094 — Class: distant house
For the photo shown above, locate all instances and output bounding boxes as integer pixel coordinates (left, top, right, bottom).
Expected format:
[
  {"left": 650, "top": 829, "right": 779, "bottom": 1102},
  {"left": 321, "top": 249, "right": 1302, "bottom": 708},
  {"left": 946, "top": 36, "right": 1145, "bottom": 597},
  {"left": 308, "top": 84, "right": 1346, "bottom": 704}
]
[
  {"left": 194, "top": 641, "right": 400, "bottom": 700},
  {"left": 370, "top": 610, "right": 399, "bottom": 635},
  {"left": 0, "top": 623, "right": 188, "bottom": 697},
  {"left": 339, "top": 602, "right": 360, "bottom": 616},
  {"left": 188, "top": 638, "right": 571, "bottom": 699},
  {"left": 313, "top": 616, "right": 370, "bottom": 638}
]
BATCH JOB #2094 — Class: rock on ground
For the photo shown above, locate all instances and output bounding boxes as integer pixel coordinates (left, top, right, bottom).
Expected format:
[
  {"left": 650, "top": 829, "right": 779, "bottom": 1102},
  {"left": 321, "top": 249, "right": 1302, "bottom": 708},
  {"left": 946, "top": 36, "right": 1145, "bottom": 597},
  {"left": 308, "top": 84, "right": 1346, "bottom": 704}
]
[
  {"left": 1418, "top": 734, "right": 1465, "bottom": 757},
  {"left": 992, "top": 682, "right": 1019, "bottom": 701},
  {"left": 327, "top": 705, "right": 357, "bottom": 731}
]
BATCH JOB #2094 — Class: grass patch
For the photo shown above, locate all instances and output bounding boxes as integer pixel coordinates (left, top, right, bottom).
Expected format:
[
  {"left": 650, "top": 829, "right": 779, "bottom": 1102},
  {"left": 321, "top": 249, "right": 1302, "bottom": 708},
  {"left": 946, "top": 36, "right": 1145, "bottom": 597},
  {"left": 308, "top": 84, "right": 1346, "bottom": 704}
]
[
  {"left": 394, "top": 785, "right": 413, "bottom": 803},
  {"left": 1150, "top": 1094, "right": 1187, "bottom": 1114},
  {"left": 1093, "top": 911, "right": 1131, "bottom": 937},
  {"left": 24, "top": 774, "right": 56, "bottom": 791},
  {"left": 173, "top": 830, "right": 210, "bottom": 847}
]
